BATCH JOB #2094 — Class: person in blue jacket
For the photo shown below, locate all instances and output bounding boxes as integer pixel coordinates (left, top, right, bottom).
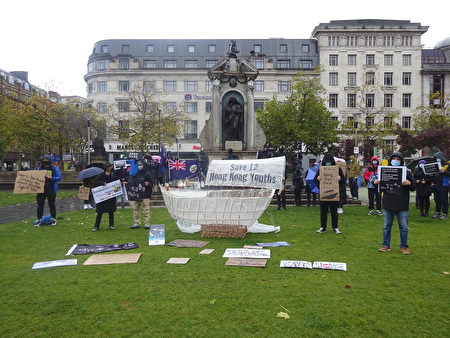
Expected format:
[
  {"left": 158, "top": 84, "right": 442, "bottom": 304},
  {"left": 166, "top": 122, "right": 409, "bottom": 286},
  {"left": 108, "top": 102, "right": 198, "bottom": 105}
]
[{"left": 35, "top": 155, "right": 62, "bottom": 226}]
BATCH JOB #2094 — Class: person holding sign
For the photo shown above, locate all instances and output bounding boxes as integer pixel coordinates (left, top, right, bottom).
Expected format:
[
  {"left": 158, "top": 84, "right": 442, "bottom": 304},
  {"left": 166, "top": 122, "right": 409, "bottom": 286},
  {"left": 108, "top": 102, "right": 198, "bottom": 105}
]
[
  {"left": 363, "top": 156, "right": 382, "bottom": 216},
  {"left": 431, "top": 152, "right": 449, "bottom": 220},
  {"left": 375, "top": 153, "right": 415, "bottom": 255},
  {"left": 91, "top": 163, "right": 118, "bottom": 232},
  {"left": 413, "top": 160, "right": 433, "bottom": 217},
  {"left": 128, "top": 161, "right": 153, "bottom": 229},
  {"left": 35, "top": 155, "right": 62, "bottom": 226},
  {"left": 314, "top": 153, "right": 345, "bottom": 234}
]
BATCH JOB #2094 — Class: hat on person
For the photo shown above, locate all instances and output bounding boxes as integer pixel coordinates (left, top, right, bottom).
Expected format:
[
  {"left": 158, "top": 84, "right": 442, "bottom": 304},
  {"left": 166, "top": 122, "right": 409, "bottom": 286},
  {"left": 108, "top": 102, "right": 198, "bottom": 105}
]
[
  {"left": 418, "top": 160, "right": 427, "bottom": 165},
  {"left": 42, "top": 154, "right": 52, "bottom": 162},
  {"left": 103, "top": 162, "right": 114, "bottom": 169}
]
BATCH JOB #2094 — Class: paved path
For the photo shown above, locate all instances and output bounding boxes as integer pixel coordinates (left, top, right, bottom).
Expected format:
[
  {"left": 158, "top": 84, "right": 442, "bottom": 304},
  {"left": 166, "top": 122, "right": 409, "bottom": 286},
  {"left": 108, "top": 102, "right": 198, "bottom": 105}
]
[{"left": 0, "top": 197, "right": 84, "bottom": 224}]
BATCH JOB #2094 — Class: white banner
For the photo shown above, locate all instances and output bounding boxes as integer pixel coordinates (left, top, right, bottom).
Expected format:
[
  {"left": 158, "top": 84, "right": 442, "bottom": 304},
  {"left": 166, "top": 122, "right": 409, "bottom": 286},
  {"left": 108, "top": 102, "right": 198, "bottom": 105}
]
[
  {"left": 205, "top": 157, "right": 286, "bottom": 189},
  {"left": 280, "top": 260, "right": 313, "bottom": 269},
  {"left": 92, "top": 179, "right": 123, "bottom": 203},
  {"left": 312, "top": 261, "right": 347, "bottom": 271},
  {"left": 222, "top": 248, "right": 271, "bottom": 259}
]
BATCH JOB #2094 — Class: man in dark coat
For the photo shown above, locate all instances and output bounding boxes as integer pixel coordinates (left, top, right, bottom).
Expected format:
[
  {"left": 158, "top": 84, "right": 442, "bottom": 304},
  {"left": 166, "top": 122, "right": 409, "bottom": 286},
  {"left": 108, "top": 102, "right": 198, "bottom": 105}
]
[
  {"left": 431, "top": 152, "right": 449, "bottom": 220},
  {"left": 292, "top": 167, "right": 304, "bottom": 206},
  {"left": 414, "top": 160, "right": 433, "bottom": 217},
  {"left": 128, "top": 160, "right": 153, "bottom": 229},
  {"left": 92, "top": 163, "right": 118, "bottom": 231}
]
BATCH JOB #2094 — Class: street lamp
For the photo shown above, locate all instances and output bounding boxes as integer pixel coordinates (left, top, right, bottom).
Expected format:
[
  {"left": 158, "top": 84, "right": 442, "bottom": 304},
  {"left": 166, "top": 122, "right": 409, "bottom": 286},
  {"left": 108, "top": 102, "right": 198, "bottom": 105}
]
[
  {"left": 352, "top": 112, "right": 361, "bottom": 161},
  {"left": 87, "top": 118, "right": 91, "bottom": 165}
]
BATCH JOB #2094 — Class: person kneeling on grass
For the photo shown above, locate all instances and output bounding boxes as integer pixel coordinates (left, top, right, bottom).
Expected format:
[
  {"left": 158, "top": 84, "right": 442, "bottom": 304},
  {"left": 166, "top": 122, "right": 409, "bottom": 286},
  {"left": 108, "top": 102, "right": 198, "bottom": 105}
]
[
  {"left": 91, "top": 163, "right": 117, "bottom": 232},
  {"left": 375, "top": 152, "right": 416, "bottom": 255},
  {"left": 129, "top": 161, "right": 153, "bottom": 229}
]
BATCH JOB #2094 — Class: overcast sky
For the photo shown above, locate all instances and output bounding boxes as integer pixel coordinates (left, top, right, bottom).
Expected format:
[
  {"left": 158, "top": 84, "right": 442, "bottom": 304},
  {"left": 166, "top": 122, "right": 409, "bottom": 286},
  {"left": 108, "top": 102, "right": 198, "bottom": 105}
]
[{"left": 2, "top": 0, "right": 448, "bottom": 97}]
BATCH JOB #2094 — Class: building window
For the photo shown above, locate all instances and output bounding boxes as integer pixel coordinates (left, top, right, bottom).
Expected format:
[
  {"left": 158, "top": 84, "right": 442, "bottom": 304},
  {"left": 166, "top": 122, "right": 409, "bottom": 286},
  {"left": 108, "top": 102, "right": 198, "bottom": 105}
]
[
  {"left": 348, "top": 54, "right": 356, "bottom": 66},
  {"left": 119, "top": 58, "right": 129, "bottom": 70},
  {"left": 300, "top": 60, "right": 312, "bottom": 68},
  {"left": 163, "top": 81, "right": 176, "bottom": 92},
  {"left": 366, "top": 94, "right": 375, "bottom": 107},
  {"left": 279, "top": 44, "right": 288, "bottom": 53},
  {"left": 402, "top": 36, "right": 413, "bottom": 46},
  {"left": 278, "top": 81, "right": 290, "bottom": 92},
  {"left": 100, "top": 45, "right": 108, "bottom": 53},
  {"left": 254, "top": 101, "right": 265, "bottom": 111},
  {"left": 365, "top": 36, "right": 376, "bottom": 46},
  {"left": 329, "top": 94, "right": 338, "bottom": 108},
  {"left": 184, "top": 81, "right": 198, "bottom": 92},
  {"left": 366, "top": 72, "right": 375, "bottom": 85},
  {"left": 347, "top": 94, "right": 356, "bottom": 108},
  {"left": 254, "top": 44, "right": 262, "bottom": 53},
  {"left": 384, "top": 116, "right": 393, "bottom": 127},
  {"left": 329, "top": 72, "right": 338, "bottom": 86},
  {"left": 328, "top": 36, "right": 340, "bottom": 46},
  {"left": 402, "top": 72, "right": 411, "bottom": 85},
  {"left": 184, "top": 102, "right": 198, "bottom": 113},
  {"left": 348, "top": 72, "right": 357, "bottom": 86},
  {"left": 206, "top": 60, "right": 218, "bottom": 68},
  {"left": 253, "top": 59, "right": 264, "bottom": 69},
  {"left": 383, "top": 36, "right": 394, "bottom": 46},
  {"left": 402, "top": 116, "right": 411, "bottom": 129},
  {"left": 88, "top": 83, "right": 93, "bottom": 93},
  {"left": 208, "top": 44, "right": 216, "bottom": 53},
  {"left": 167, "top": 45, "right": 175, "bottom": 53},
  {"left": 302, "top": 44, "right": 310, "bottom": 53},
  {"left": 97, "top": 102, "right": 107, "bottom": 113},
  {"left": 97, "top": 60, "right": 107, "bottom": 70},
  {"left": 118, "top": 81, "right": 129, "bottom": 92},
  {"left": 118, "top": 101, "right": 129, "bottom": 112},
  {"left": 188, "top": 45, "right": 195, "bottom": 53},
  {"left": 88, "top": 62, "right": 94, "bottom": 72},
  {"left": 366, "top": 116, "right": 375, "bottom": 127},
  {"left": 97, "top": 81, "right": 107, "bottom": 92},
  {"left": 329, "top": 54, "right": 338, "bottom": 66},
  {"left": 331, "top": 116, "right": 338, "bottom": 123},
  {"left": 384, "top": 139, "right": 394, "bottom": 152},
  {"left": 146, "top": 44, "right": 154, "bottom": 53},
  {"left": 366, "top": 54, "right": 375, "bottom": 65},
  {"left": 384, "top": 94, "right": 393, "bottom": 108},
  {"left": 384, "top": 54, "right": 393, "bottom": 66},
  {"left": 277, "top": 60, "right": 290, "bottom": 68},
  {"left": 254, "top": 80, "right": 264, "bottom": 92},
  {"left": 184, "top": 120, "right": 198, "bottom": 140},
  {"left": 347, "top": 36, "right": 358, "bottom": 46},
  {"left": 185, "top": 60, "right": 198, "bottom": 69},
  {"left": 121, "top": 44, "right": 130, "bottom": 53},
  {"left": 402, "top": 54, "right": 412, "bottom": 66},
  {"left": 143, "top": 81, "right": 156, "bottom": 92},
  {"left": 164, "top": 102, "right": 177, "bottom": 113},
  {"left": 164, "top": 60, "right": 177, "bottom": 68},
  {"left": 143, "top": 60, "right": 156, "bottom": 69},
  {"left": 402, "top": 94, "right": 411, "bottom": 107},
  {"left": 205, "top": 102, "right": 212, "bottom": 113},
  {"left": 205, "top": 81, "right": 212, "bottom": 92}
]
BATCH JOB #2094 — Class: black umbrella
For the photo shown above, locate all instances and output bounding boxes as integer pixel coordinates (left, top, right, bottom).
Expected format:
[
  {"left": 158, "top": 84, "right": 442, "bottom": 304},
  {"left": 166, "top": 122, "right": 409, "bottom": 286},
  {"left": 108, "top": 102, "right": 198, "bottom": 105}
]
[
  {"left": 77, "top": 166, "right": 104, "bottom": 179},
  {"left": 406, "top": 156, "right": 436, "bottom": 171}
]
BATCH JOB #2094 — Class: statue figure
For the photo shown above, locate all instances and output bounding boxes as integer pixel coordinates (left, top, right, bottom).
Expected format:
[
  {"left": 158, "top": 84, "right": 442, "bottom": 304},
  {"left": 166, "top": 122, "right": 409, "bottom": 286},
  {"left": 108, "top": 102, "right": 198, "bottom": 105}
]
[
  {"left": 92, "top": 137, "right": 106, "bottom": 156},
  {"left": 227, "top": 40, "right": 240, "bottom": 59},
  {"left": 224, "top": 97, "right": 243, "bottom": 141}
]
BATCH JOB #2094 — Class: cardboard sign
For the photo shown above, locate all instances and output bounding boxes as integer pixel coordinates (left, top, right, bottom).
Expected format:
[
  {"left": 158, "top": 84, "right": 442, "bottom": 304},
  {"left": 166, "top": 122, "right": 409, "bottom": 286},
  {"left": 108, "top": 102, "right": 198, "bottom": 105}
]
[
  {"left": 319, "top": 165, "right": 339, "bottom": 201},
  {"left": 222, "top": 248, "right": 271, "bottom": 259},
  {"left": 83, "top": 253, "right": 141, "bottom": 265},
  {"left": 167, "top": 240, "right": 209, "bottom": 248},
  {"left": 77, "top": 186, "right": 90, "bottom": 200},
  {"left": 280, "top": 260, "right": 313, "bottom": 269},
  {"left": 13, "top": 170, "right": 47, "bottom": 194},
  {"left": 337, "top": 161, "right": 347, "bottom": 177},
  {"left": 167, "top": 258, "right": 190, "bottom": 264},
  {"left": 148, "top": 224, "right": 165, "bottom": 246},
  {"left": 313, "top": 261, "right": 347, "bottom": 271},
  {"left": 32, "top": 259, "right": 77, "bottom": 270},
  {"left": 423, "top": 162, "right": 441, "bottom": 175},
  {"left": 378, "top": 166, "right": 406, "bottom": 192},
  {"left": 199, "top": 249, "right": 215, "bottom": 255},
  {"left": 225, "top": 257, "right": 267, "bottom": 267},
  {"left": 91, "top": 179, "right": 123, "bottom": 203}
]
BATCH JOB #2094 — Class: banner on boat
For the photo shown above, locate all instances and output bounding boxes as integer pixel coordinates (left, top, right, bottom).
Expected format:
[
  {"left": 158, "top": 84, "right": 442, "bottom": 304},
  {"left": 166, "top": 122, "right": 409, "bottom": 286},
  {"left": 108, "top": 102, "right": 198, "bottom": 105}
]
[{"left": 205, "top": 157, "right": 286, "bottom": 189}]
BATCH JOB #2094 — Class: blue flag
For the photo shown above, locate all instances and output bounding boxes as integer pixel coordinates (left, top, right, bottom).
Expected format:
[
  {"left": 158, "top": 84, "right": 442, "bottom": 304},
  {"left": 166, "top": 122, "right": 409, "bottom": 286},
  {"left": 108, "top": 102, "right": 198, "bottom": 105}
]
[{"left": 168, "top": 159, "right": 199, "bottom": 180}]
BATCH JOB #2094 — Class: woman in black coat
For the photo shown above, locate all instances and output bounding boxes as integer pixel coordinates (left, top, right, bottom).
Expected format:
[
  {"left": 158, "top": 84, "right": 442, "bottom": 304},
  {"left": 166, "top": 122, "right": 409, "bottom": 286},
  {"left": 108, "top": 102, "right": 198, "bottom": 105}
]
[
  {"left": 414, "top": 160, "right": 433, "bottom": 217},
  {"left": 92, "top": 163, "right": 118, "bottom": 231}
]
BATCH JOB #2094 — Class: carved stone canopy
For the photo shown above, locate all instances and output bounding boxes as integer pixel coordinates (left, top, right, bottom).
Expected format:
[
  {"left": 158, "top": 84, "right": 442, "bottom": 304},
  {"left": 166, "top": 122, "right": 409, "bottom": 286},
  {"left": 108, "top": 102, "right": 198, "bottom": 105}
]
[{"left": 207, "top": 57, "right": 259, "bottom": 84}]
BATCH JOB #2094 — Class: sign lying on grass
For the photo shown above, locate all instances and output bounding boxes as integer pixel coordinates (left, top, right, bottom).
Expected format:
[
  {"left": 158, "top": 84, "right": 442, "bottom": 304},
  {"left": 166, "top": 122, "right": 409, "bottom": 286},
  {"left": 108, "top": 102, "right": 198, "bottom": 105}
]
[
  {"left": 256, "top": 241, "right": 291, "bottom": 247},
  {"left": 312, "top": 261, "right": 347, "bottom": 271},
  {"left": 280, "top": 260, "right": 313, "bottom": 269},
  {"left": 32, "top": 259, "right": 77, "bottom": 270},
  {"left": 225, "top": 258, "right": 267, "bottom": 267},
  {"left": 66, "top": 242, "right": 139, "bottom": 256},
  {"left": 148, "top": 224, "right": 165, "bottom": 246},
  {"left": 14, "top": 170, "right": 46, "bottom": 194},
  {"left": 319, "top": 165, "right": 339, "bottom": 201},
  {"left": 84, "top": 253, "right": 141, "bottom": 265},
  {"left": 222, "top": 248, "right": 271, "bottom": 259},
  {"left": 378, "top": 166, "right": 406, "bottom": 193},
  {"left": 167, "top": 258, "right": 190, "bottom": 264},
  {"left": 199, "top": 248, "right": 215, "bottom": 255},
  {"left": 92, "top": 179, "right": 123, "bottom": 203},
  {"left": 77, "top": 186, "right": 90, "bottom": 200},
  {"left": 167, "top": 240, "right": 209, "bottom": 248}
]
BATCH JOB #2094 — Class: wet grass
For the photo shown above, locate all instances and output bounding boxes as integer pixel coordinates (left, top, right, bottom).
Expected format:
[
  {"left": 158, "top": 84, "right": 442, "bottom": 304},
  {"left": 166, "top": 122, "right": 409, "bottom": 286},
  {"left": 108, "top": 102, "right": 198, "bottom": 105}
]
[{"left": 0, "top": 205, "right": 448, "bottom": 337}]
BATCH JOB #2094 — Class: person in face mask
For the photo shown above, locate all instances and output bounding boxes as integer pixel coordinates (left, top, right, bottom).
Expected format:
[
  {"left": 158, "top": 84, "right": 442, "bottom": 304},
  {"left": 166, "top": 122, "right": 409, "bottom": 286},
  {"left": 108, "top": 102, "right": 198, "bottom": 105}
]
[
  {"left": 129, "top": 160, "right": 153, "bottom": 229},
  {"left": 92, "top": 163, "right": 118, "bottom": 231},
  {"left": 413, "top": 160, "right": 433, "bottom": 217},
  {"left": 363, "top": 156, "right": 382, "bottom": 216},
  {"left": 35, "top": 155, "right": 62, "bottom": 226},
  {"left": 431, "top": 152, "right": 449, "bottom": 220},
  {"left": 374, "top": 152, "right": 415, "bottom": 255}
]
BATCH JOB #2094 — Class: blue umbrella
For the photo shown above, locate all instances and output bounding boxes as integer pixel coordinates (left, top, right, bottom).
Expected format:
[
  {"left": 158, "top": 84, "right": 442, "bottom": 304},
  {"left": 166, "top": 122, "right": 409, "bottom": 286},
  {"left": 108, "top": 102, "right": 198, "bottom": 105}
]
[{"left": 77, "top": 166, "right": 104, "bottom": 179}]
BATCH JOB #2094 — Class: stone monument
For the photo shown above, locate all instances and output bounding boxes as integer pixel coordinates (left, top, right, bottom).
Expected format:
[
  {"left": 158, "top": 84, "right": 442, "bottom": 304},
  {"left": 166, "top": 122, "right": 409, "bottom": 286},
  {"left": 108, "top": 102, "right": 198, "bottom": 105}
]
[{"left": 199, "top": 40, "right": 266, "bottom": 153}]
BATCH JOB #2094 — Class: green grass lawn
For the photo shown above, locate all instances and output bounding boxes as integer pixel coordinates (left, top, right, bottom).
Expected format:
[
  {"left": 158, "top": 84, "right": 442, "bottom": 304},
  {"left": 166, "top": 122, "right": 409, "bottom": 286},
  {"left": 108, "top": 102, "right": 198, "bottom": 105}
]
[
  {"left": 0, "top": 190, "right": 78, "bottom": 207},
  {"left": 0, "top": 205, "right": 448, "bottom": 337}
]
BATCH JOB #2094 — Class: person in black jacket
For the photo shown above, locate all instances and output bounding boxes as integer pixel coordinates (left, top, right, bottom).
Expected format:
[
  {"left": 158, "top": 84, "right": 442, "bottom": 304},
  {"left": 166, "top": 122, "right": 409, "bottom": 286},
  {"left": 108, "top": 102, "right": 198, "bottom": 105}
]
[
  {"left": 414, "top": 160, "right": 433, "bottom": 217},
  {"left": 314, "top": 153, "right": 346, "bottom": 234},
  {"left": 292, "top": 166, "right": 304, "bottom": 206},
  {"left": 431, "top": 152, "right": 449, "bottom": 220},
  {"left": 129, "top": 160, "right": 153, "bottom": 229},
  {"left": 92, "top": 163, "right": 118, "bottom": 231},
  {"left": 375, "top": 152, "right": 416, "bottom": 255}
]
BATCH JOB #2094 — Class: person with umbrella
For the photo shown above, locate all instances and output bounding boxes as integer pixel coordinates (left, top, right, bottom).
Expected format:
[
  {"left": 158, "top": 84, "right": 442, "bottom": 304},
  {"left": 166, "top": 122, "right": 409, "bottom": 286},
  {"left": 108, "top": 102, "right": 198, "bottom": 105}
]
[
  {"left": 91, "top": 163, "right": 118, "bottom": 231},
  {"left": 77, "top": 165, "right": 104, "bottom": 210}
]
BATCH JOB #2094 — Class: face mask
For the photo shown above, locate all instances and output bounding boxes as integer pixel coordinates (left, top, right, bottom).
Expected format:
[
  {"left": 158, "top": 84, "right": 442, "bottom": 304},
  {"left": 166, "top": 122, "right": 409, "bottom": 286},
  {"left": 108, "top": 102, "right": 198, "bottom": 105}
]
[
  {"left": 325, "top": 162, "right": 332, "bottom": 166},
  {"left": 437, "top": 159, "right": 442, "bottom": 163},
  {"left": 138, "top": 165, "right": 144, "bottom": 170},
  {"left": 391, "top": 160, "right": 401, "bottom": 166},
  {"left": 372, "top": 161, "right": 378, "bottom": 165}
]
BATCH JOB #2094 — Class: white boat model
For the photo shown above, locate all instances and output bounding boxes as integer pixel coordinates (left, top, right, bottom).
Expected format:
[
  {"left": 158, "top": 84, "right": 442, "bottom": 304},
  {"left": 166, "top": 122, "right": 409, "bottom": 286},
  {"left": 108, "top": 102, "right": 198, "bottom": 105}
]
[{"left": 160, "top": 156, "right": 285, "bottom": 233}]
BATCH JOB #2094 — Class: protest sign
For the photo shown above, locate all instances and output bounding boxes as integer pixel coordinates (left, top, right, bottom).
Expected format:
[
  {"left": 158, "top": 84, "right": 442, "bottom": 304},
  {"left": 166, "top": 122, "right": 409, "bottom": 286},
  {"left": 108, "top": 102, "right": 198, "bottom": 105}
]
[
  {"left": 422, "top": 162, "right": 441, "bottom": 175},
  {"left": 91, "top": 179, "right": 123, "bottom": 203},
  {"left": 66, "top": 242, "right": 139, "bottom": 256},
  {"left": 378, "top": 166, "right": 406, "bottom": 192},
  {"left": 336, "top": 161, "right": 347, "bottom": 177},
  {"left": 113, "top": 160, "right": 128, "bottom": 170},
  {"left": 199, "top": 248, "right": 215, "bottom": 255},
  {"left": 256, "top": 241, "right": 291, "bottom": 247},
  {"left": 32, "top": 259, "right": 77, "bottom": 270},
  {"left": 280, "top": 260, "right": 313, "bottom": 269},
  {"left": 319, "top": 165, "right": 339, "bottom": 201},
  {"left": 222, "top": 248, "right": 271, "bottom": 259},
  {"left": 225, "top": 258, "right": 267, "bottom": 267},
  {"left": 83, "top": 253, "right": 141, "bottom": 265},
  {"left": 13, "top": 170, "right": 46, "bottom": 194},
  {"left": 167, "top": 258, "right": 190, "bottom": 264},
  {"left": 205, "top": 157, "right": 286, "bottom": 189},
  {"left": 148, "top": 224, "right": 165, "bottom": 246},
  {"left": 312, "top": 261, "right": 347, "bottom": 271},
  {"left": 167, "top": 239, "right": 209, "bottom": 248},
  {"left": 77, "top": 186, "right": 90, "bottom": 200},
  {"left": 126, "top": 180, "right": 146, "bottom": 201}
]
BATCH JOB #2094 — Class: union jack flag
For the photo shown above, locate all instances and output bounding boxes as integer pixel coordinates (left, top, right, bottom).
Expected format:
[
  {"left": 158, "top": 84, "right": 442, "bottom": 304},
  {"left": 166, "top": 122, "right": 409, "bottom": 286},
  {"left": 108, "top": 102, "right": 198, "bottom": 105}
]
[{"left": 168, "top": 160, "right": 186, "bottom": 171}]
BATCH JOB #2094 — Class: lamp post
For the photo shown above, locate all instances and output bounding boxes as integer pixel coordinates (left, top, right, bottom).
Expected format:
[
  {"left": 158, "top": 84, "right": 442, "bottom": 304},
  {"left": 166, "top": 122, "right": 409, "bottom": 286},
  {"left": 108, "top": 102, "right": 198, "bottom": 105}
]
[
  {"left": 352, "top": 112, "right": 361, "bottom": 160},
  {"left": 87, "top": 118, "right": 91, "bottom": 165}
]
